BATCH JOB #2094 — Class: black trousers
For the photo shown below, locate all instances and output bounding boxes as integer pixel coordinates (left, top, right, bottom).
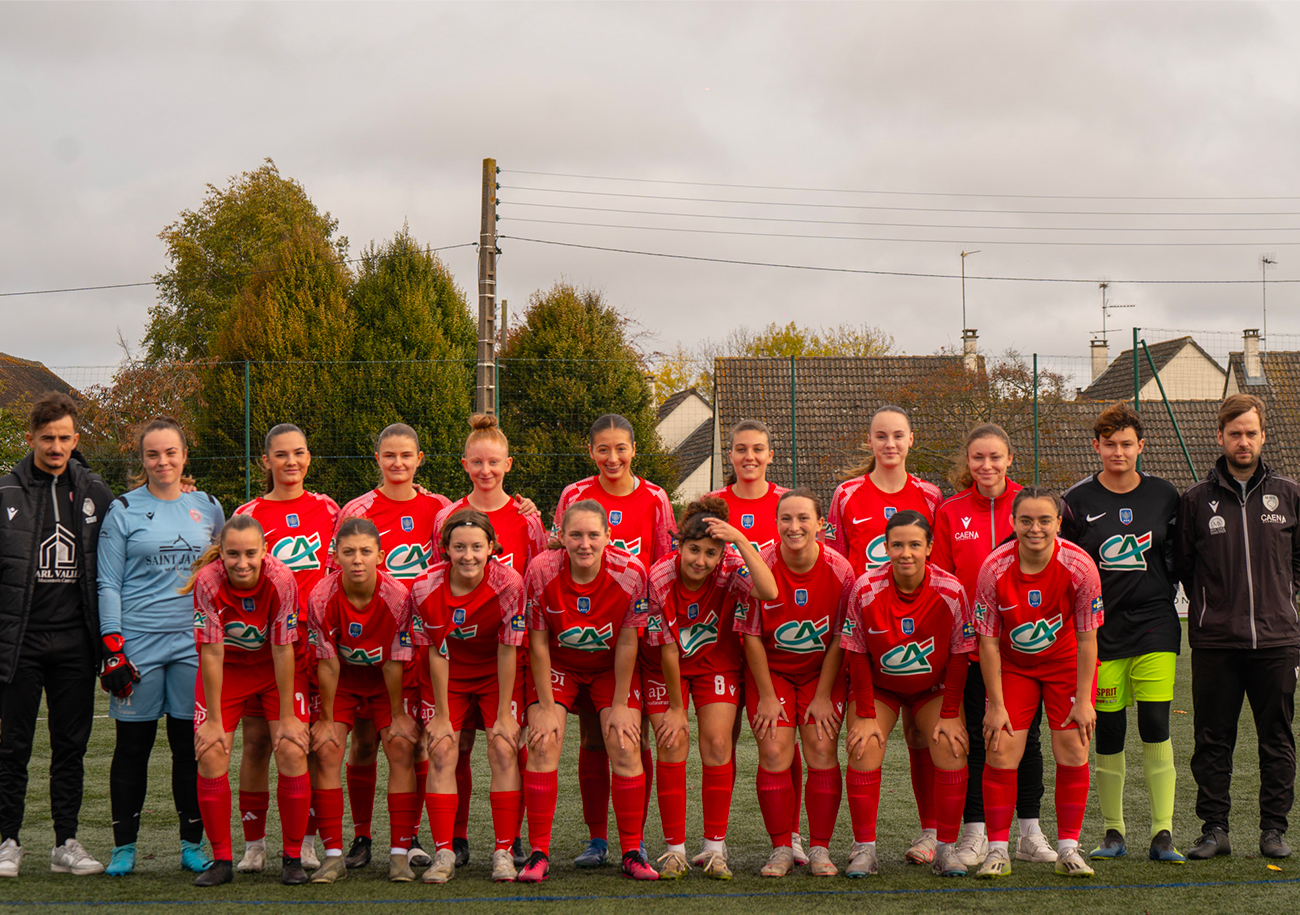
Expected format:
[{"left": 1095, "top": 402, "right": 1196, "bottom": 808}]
[
  {"left": 963, "top": 660, "right": 1045, "bottom": 822},
  {"left": 0, "top": 627, "right": 97, "bottom": 846},
  {"left": 1191, "top": 645, "right": 1298, "bottom": 833}
]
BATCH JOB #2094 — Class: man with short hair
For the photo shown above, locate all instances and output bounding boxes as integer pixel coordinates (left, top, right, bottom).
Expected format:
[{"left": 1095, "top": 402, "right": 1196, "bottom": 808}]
[
  {"left": 1177, "top": 393, "right": 1300, "bottom": 860},
  {"left": 0, "top": 392, "right": 113, "bottom": 876},
  {"left": 1062, "top": 402, "right": 1183, "bottom": 864}
]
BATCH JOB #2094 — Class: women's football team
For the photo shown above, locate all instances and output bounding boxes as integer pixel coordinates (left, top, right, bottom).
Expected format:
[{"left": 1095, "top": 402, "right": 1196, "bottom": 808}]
[{"left": 98, "top": 406, "right": 1120, "bottom": 886}]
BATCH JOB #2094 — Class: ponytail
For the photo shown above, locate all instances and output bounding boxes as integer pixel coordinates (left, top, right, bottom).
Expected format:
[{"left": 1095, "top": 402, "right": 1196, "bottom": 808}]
[
  {"left": 179, "top": 514, "right": 264, "bottom": 595},
  {"left": 842, "top": 405, "right": 911, "bottom": 479}
]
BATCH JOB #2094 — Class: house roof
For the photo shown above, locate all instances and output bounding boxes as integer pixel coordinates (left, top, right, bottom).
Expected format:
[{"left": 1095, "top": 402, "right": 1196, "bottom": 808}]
[
  {"left": 1079, "top": 336, "right": 1222, "bottom": 402},
  {"left": 657, "top": 387, "right": 708, "bottom": 425},
  {"left": 1225, "top": 350, "right": 1300, "bottom": 476},
  {"left": 670, "top": 419, "right": 714, "bottom": 491},
  {"left": 0, "top": 353, "right": 75, "bottom": 410}
]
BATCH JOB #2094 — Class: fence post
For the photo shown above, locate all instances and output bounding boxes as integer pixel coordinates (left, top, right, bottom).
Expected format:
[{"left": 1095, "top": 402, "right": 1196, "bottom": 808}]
[
  {"left": 243, "top": 360, "right": 251, "bottom": 502},
  {"left": 1141, "top": 340, "right": 1197, "bottom": 479},
  {"left": 1032, "top": 353, "right": 1040, "bottom": 486},
  {"left": 789, "top": 355, "right": 798, "bottom": 488},
  {"left": 1133, "top": 326, "right": 1142, "bottom": 472}
]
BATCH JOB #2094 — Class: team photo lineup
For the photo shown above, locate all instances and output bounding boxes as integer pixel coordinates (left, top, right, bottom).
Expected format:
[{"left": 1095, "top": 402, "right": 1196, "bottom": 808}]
[{"left": 2, "top": 386, "right": 1295, "bottom": 892}]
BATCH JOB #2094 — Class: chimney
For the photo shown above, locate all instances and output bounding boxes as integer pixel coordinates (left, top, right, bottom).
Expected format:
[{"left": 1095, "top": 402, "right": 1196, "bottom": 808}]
[
  {"left": 962, "top": 328, "right": 979, "bottom": 371},
  {"left": 1090, "top": 338, "right": 1109, "bottom": 382},
  {"left": 1244, "top": 329, "right": 1263, "bottom": 382}
]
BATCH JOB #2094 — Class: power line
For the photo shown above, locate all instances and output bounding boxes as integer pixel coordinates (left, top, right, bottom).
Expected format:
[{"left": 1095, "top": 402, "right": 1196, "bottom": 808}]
[
  {"left": 499, "top": 234, "right": 1300, "bottom": 284},
  {"left": 505, "top": 169, "right": 1300, "bottom": 203},
  {"left": 501, "top": 216, "right": 1300, "bottom": 248},
  {"left": 504, "top": 200, "right": 1300, "bottom": 233},
  {"left": 0, "top": 243, "right": 477, "bottom": 299}
]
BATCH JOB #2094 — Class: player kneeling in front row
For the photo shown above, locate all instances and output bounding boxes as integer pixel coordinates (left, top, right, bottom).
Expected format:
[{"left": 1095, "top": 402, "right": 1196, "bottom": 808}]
[
  {"left": 415, "top": 511, "right": 527, "bottom": 884},
  {"left": 187, "top": 516, "right": 311, "bottom": 887},
  {"left": 974, "top": 487, "right": 1103, "bottom": 879},
  {"left": 841, "top": 511, "right": 974, "bottom": 878},
  {"left": 518, "top": 500, "right": 658, "bottom": 882},
  {"left": 643, "top": 496, "right": 779, "bottom": 879},
  {"left": 307, "top": 518, "right": 422, "bottom": 884}
]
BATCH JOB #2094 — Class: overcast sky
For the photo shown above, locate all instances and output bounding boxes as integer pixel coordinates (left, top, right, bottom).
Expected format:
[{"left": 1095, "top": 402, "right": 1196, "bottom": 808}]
[{"left": 5, "top": 1, "right": 1300, "bottom": 383}]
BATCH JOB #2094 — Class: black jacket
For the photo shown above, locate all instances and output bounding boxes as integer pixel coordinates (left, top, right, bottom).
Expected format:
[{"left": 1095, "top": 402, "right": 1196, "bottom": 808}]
[
  {"left": 1177, "top": 456, "right": 1300, "bottom": 650},
  {"left": 0, "top": 450, "right": 113, "bottom": 682}
]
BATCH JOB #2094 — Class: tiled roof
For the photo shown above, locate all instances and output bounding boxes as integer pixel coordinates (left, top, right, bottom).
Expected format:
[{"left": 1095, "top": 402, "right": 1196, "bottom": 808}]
[
  {"left": 0, "top": 353, "right": 75, "bottom": 410},
  {"left": 1079, "top": 336, "right": 1220, "bottom": 402},
  {"left": 1225, "top": 351, "right": 1300, "bottom": 478},
  {"left": 657, "top": 387, "right": 707, "bottom": 424},
  {"left": 670, "top": 418, "right": 713, "bottom": 490}
]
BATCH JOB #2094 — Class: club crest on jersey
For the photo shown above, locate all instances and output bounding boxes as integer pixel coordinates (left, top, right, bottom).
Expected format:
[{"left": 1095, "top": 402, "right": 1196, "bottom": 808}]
[
  {"left": 348, "top": 622, "right": 363, "bottom": 638},
  {"left": 1027, "top": 590, "right": 1042, "bottom": 609},
  {"left": 1009, "top": 615, "right": 1062, "bottom": 654},
  {"left": 687, "top": 602, "right": 700, "bottom": 621},
  {"left": 901, "top": 617, "right": 915, "bottom": 636},
  {"left": 577, "top": 597, "right": 591, "bottom": 615},
  {"left": 1099, "top": 532, "right": 1153, "bottom": 571},
  {"left": 190, "top": 509, "right": 203, "bottom": 523},
  {"left": 880, "top": 638, "right": 934, "bottom": 675},
  {"left": 287, "top": 513, "right": 300, "bottom": 528},
  {"left": 794, "top": 588, "right": 809, "bottom": 606},
  {"left": 884, "top": 507, "right": 897, "bottom": 520},
  {"left": 557, "top": 622, "right": 613, "bottom": 651},
  {"left": 83, "top": 498, "right": 96, "bottom": 517},
  {"left": 774, "top": 617, "right": 830, "bottom": 653},
  {"left": 401, "top": 516, "right": 414, "bottom": 532},
  {"left": 223, "top": 621, "right": 267, "bottom": 650},
  {"left": 1119, "top": 508, "right": 1132, "bottom": 526},
  {"left": 741, "top": 513, "right": 755, "bottom": 530},
  {"left": 242, "top": 597, "right": 256, "bottom": 613},
  {"left": 608, "top": 510, "right": 623, "bottom": 526},
  {"left": 1265, "top": 494, "right": 1280, "bottom": 512},
  {"left": 272, "top": 534, "right": 323, "bottom": 571},
  {"left": 453, "top": 607, "right": 466, "bottom": 625},
  {"left": 678, "top": 612, "right": 719, "bottom": 657}
]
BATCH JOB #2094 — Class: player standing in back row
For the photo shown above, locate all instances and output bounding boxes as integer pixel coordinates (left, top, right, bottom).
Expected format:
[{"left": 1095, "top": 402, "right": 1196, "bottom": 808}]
[{"left": 1061, "top": 403, "right": 1184, "bottom": 864}]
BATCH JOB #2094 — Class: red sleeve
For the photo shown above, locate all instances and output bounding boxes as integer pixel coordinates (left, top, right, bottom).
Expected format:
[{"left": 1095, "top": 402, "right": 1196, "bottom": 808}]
[
  {"left": 849, "top": 650, "right": 875, "bottom": 718},
  {"left": 825, "top": 483, "right": 849, "bottom": 558},
  {"left": 930, "top": 508, "right": 955, "bottom": 574},
  {"left": 941, "top": 651, "right": 968, "bottom": 718}
]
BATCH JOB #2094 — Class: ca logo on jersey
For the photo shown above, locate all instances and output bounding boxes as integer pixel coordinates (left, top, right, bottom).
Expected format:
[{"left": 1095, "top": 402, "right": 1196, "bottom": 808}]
[
  {"left": 557, "top": 622, "right": 613, "bottom": 652},
  {"left": 386, "top": 544, "right": 431, "bottom": 579},
  {"left": 340, "top": 645, "right": 384, "bottom": 665},
  {"left": 864, "top": 535, "right": 890, "bottom": 569},
  {"left": 223, "top": 621, "right": 267, "bottom": 650},
  {"left": 193, "top": 609, "right": 205, "bottom": 630},
  {"left": 678, "top": 611, "right": 719, "bottom": 657},
  {"left": 612, "top": 537, "right": 642, "bottom": 556},
  {"left": 880, "top": 637, "right": 934, "bottom": 675},
  {"left": 1009, "top": 615, "right": 1063, "bottom": 654},
  {"left": 647, "top": 615, "right": 662, "bottom": 633},
  {"left": 448, "top": 625, "right": 479, "bottom": 640},
  {"left": 773, "top": 617, "right": 830, "bottom": 653},
  {"left": 272, "top": 534, "right": 323, "bottom": 572},
  {"left": 1098, "top": 532, "right": 1153, "bottom": 571}
]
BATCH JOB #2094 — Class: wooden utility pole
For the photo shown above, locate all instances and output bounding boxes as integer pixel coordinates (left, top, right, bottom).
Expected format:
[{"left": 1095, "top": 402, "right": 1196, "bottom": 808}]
[{"left": 476, "top": 158, "right": 498, "bottom": 414}]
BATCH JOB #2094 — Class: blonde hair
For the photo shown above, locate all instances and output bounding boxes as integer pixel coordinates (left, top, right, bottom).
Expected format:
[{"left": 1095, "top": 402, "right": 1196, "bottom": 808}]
[
  {"left": 843, "top": 405, "right": 911, "bottom": 478},
  {"left": 179, "top": 514, "right": 264, "bottom": 595},
  {"left": 465, "top": 413, "right": 509, "bottom": 453}
]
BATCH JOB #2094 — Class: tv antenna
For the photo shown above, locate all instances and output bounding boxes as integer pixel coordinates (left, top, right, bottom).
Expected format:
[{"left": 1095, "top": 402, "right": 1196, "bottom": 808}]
[{"left": 1093, "top": 281, "right": 1134, "bottom": 341}]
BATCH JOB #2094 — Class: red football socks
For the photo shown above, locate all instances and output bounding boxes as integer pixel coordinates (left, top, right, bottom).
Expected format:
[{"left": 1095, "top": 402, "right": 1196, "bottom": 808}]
[
  {"left": 313, "top": 787, "right": 345, "bottom": 852},
  {"left": 277, "top": 774, "right": 310, "bottom": 856},
  {"left": 426, "top": 792, "right": 458, "bottom": 851},
  {"left": 1055, "top": 763, "right": 1090, "bottom": 842},
  {"left": 524, "top": 769, "right": 558, "bottom": 855},
  {"left": 577, "top": 746, "right": 610, "bottom": 841},
  {"left": 453, "top": 752, "right": 471, "bottom": 840},
  {"left": 790, "top": 743, "right": 803, "bottom": 835},
  {"left": 640, "top": 748, "right": 655, "bottom": 831},
  {"left": 346, "top": 762, "right": 377, "bottom": 839},
  {"left": 388, "top": 791, "right": 419, "bottom": 851},
  {"left": 515, "top": 746, "right": 529, "bottom": 836},
  {"left": 490, "top": 790, "right": 523, "bottom": 851},
  {"left": 701, "top": 763, "right": 733, "bottom": 842},
  {"left": 933, "top": 765, "right": 968, "bottom": 844},
  {"left": 611, "top": 772, "right": 646, "bottom": 856},
  {"left": 197, "top": 774, "right": 232, "bottom": 861},
  {"left": 805, "top": 765, "right": 842, "bottom": 848},
  {"left": 846, "top": 766, "right": 882, "bottom": 843},
  {"left": 656, "top": 760, "right": 687, "bottom": 846},
  {"left": 756, "top": 767, "right": 796, "bottom": 847},
  {"left": 983, "top": 765, "right": 1018, "bottom": 843},
  {"left": 909, "top": 747, "right": 937, "bottom": 831},
  {"left": 239, "top": 790, "right": 269, "bottom": 842},
  {"left": 414, "top": 758, "right": 430, "bottom": 843}
]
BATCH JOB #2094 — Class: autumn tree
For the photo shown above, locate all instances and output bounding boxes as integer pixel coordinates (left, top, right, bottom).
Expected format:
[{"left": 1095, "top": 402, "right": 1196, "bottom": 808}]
[{"left": 498, "top": 283, "right": 677, "bottom": 515}]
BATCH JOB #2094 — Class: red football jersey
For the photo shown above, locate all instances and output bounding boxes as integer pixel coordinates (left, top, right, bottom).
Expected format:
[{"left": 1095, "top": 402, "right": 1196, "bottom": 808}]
[
  {"left": 974, "top": 540, "right": 1104, "bottom": 668},
  {"left": 840, "top": 565, "right": 973, "bottom": 695},
  {"left": 553, "top": 476, "right": 677, "bottom": 565},
  {"left": 733, "top": 544, "right": 856, "bottom": 678},
  {"left": 307, "top": 569, "right": 416, "bottom": 667},
  {"left": 234, "top": 491, "right": 340, "bottom": 609},
  {"left": 645, "top": 551, "right": 754, "bottom": 678},
  {"left": 708, "top": 482, "right": 789, "bottom": 554},
  {"left": 338, "top": 488, "right": 450, "bottom": 587},
  {"left": 432, "top": 496, "right": 548, "bottom": 573},
  {"left": 524, "top": 546, "right": 648, "bottom": 675},
  {"left": 192, "top": 555, "right": 299, "bottom": 668},
  {"left": 825, "top": 474, "right": 943, "bottom": 577},
  {"left": 929, "top": 482, "right": 1022, "bottom": 598},
  {"left": 411, "top": 558, "right": 526, "bottom": 679}
]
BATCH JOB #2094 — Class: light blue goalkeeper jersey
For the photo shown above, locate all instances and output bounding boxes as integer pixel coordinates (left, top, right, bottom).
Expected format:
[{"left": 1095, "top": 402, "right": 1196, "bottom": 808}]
[{"left": 97, "top": 487, "right": 224, "bottom": 660}]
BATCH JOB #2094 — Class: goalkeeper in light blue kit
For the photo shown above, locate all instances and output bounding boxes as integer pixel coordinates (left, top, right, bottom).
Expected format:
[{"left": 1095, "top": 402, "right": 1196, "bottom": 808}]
[{"left": 96, "top": 417, "right": 224, "bottom": 877}]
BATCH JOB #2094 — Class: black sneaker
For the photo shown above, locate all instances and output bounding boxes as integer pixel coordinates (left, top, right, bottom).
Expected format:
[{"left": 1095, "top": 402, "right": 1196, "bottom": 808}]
[
  {"left": 511, "top": 836, "right": 526, "bottom": 868},
  {"left": 194, "top": 859, "right": 233, "bottom": 887},
  {"left": 452, "top": 836, "right": 470, "bottom": 868},
  {"left": 280, "top": 856, "right": 308, "bottom": 885},
  {"left": 344, "top": 836, "right": 372, "bottom": 869},
  {"left": 1261, "top": 829, "right": 1292, "bottom": 859},
  {"left": 1187, "top": 827, "right": 1231, "bottom": 860}
]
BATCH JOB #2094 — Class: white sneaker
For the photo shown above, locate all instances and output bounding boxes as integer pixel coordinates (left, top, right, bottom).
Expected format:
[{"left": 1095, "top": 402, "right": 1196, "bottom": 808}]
[
  {"left": 50, "top": 838, "right": 104, "bottom": 875},
  {"left": 0, "top": 838, "right": 24, "bottom": 877},
  {"left": 300, "top": 837, "right": 320, "bottom": 870},
  {"left": 691, "top": 842, "right": 727, "bottom": 866},
  {"left": 953, "top": 830, "right": 989, "bottom": 868},
  {"left": 1016, "top": 832, "right": 1058, "bottom": 863},
  {"left": 237, "top": 842, "right": 266, "bottom": 873},
  {"left": 906, "top": 833, "right": 939, "bottom": 864},
  {"left": 791, "top": 833, "right": 809, "bottom": 866}
]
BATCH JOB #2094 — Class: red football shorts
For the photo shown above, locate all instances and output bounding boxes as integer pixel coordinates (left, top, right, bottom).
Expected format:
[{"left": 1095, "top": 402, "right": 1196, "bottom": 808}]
[
  {"left": 643, "top": 670, "right": 742, "bottom": 715},
  {"left": 744, "top": 667, "right": 845, "bottom": 729},
  {"left": 193, "top": 663, "right": 307, "bottom": 732},
  {"left": 527, "top": 666, "right": 642, "bottom": 713},
  {"left": 1001, "top": 659, "right": 1098, "bottom": 731}
]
